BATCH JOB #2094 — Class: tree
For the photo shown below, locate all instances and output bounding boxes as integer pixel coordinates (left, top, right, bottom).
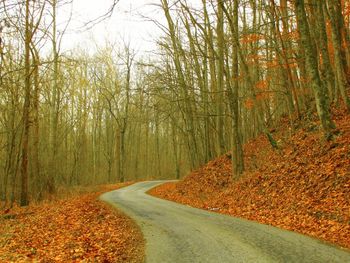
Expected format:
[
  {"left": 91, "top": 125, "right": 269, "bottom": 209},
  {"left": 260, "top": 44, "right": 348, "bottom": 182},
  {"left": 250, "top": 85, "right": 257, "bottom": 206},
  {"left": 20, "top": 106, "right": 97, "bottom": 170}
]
[
  {"left": 294, "top": 0, "right": 335, "bottom": 138},
  {"left": 20, "top": 0, "right": 31, "bottom": 206},
  {"left": 227, "top": 0, "right": 244, "bottom": 177}
]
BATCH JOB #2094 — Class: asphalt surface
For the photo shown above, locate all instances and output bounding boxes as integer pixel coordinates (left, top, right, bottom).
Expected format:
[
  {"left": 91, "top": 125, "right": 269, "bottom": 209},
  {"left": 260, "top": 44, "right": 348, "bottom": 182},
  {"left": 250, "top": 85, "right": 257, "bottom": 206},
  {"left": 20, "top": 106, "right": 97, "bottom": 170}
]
[{"left": 100, "top": 181, "right": 350, "bottom": 263}]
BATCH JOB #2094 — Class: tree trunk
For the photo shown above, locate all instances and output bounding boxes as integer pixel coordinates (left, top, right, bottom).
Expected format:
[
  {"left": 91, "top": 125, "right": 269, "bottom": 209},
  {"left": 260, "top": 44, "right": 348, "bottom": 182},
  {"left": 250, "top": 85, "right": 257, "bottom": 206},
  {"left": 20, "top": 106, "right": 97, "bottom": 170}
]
[
  {"left": 326, "top": 0, "right": 350, "bottom": 110},
  {"left": 216, "top": 0, "right": 226, "bottom": 154},
  {"left": 222, "top": 0, "right": 244, "bottom": 178},
  {"left": 48, "top": 0, "right": 59, "bottom": 194},
  {"left": 20, "top": 0, "right": 31, "bottom": 206}
]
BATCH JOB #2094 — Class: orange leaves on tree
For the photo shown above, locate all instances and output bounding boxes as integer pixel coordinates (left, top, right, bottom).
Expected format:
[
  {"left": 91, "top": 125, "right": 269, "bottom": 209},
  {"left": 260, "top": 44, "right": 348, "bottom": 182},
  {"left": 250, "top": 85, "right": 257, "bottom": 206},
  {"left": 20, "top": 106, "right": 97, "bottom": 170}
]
[
  {"left": 255, "top": 79, "right": 271, "bottom": 101},
  {"left": 265, "top": 56, "right": 298, "bottom": 70},
  {"left": 266, "top": 57, "right": 280, "bottom": 68},
  {"left": 255, "top": 79, "right": 269, "bottom": 90},
  {"left": 256, "top": 92, "right": 270, "bottom": 101},
  {"left": 280, "top": 30, "right": 299, "bottom": 41},
  {"left": 240, "top": 33, "right": 264, "bottom": 44},
  {"left": 247, "top": 54, "right": 263, "bottom": 65},
  {"left": 244, "top": 98, "right": 254, "bottom": 109}
]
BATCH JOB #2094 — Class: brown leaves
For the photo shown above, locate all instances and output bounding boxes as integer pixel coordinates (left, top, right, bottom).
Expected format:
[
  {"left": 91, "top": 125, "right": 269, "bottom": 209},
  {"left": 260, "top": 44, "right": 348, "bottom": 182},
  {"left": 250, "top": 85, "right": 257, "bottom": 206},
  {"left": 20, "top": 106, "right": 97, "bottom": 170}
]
[
  {"left": 150, "top": 107, "right": 350, "bottom": 249},
  {"left": 0, "top": 184, "right": 144, "bottom": 262}
]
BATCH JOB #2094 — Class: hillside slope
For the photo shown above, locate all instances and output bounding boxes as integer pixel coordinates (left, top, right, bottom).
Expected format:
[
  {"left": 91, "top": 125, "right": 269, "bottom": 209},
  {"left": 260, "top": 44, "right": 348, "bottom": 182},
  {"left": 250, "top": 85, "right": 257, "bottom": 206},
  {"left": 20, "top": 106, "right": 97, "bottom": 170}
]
[
  {"left": 150, "top": 108, "right": 350, "bottom": 249},
  {"left": 0, "top": 184, "right": 145, "bottom": 262}
]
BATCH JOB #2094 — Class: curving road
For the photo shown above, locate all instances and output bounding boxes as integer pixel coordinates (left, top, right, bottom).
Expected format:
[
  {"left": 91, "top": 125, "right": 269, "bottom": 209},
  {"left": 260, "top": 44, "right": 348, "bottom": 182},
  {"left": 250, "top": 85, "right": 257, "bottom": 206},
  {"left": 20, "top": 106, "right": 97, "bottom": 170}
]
[{"left": 100, "top": 181, "right": 350, "bottom": 263}]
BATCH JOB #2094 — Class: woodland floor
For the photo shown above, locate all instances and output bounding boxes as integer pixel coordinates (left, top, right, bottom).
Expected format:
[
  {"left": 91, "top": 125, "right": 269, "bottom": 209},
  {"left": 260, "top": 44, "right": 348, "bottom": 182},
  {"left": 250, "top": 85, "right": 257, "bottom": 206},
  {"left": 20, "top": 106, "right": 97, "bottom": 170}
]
[
  {"left": 0, "top": 183, "right": 145, "bottom": 262},
  {"left": 150, "top": 107, "right": 350, "bottom": 250}
]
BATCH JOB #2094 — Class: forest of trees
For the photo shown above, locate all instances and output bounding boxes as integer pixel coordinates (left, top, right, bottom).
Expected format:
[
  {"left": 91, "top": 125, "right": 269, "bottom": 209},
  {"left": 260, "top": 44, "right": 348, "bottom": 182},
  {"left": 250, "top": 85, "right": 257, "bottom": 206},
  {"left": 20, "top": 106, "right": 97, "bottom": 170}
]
[{"left": 0, "top": 0, "right": 349, "bottom": 206}]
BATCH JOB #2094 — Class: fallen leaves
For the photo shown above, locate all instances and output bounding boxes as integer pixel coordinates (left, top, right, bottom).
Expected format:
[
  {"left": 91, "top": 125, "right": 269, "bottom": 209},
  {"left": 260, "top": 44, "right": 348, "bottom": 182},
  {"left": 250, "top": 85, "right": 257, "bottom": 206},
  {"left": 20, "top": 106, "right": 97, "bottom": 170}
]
[
  {"left": 0, "top": 183, "right": 144, "bottom": 262},
  {"left": 150, "top": 107, "right": 350, "bottom": 249}
]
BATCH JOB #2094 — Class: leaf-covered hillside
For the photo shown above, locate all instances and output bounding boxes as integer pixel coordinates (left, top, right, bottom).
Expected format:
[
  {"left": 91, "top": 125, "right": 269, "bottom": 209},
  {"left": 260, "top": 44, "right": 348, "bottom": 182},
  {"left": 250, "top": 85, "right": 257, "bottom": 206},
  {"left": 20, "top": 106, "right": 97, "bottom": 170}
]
[
  {"left": 150, "top": 108, "right": 350, "bottom": 249},
  {"left": 0, "top": 184, "right": 145, "bottom": 262}
]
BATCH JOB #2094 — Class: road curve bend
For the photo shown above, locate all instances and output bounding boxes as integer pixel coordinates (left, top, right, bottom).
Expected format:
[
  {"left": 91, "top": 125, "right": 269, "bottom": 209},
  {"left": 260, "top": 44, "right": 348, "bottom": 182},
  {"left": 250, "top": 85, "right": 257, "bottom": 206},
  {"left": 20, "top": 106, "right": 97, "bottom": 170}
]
[{"left": 100, "top": 181, "right": 350, "bottom": 263}]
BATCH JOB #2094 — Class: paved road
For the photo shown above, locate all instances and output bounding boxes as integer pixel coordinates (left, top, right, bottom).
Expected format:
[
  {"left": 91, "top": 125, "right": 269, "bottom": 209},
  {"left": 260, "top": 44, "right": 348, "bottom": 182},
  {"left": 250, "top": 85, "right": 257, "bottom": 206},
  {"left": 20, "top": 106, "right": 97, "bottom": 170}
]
[{"left": 100, "top": 181, "right": 350, "bottom": 263}]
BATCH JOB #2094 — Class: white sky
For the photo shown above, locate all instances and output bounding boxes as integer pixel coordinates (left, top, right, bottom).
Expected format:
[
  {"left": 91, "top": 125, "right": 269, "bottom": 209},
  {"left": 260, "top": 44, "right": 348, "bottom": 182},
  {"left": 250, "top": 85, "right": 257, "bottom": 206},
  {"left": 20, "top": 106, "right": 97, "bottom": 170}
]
[{"left": 59, "top": 0, "right": 165, "bottom": 55}]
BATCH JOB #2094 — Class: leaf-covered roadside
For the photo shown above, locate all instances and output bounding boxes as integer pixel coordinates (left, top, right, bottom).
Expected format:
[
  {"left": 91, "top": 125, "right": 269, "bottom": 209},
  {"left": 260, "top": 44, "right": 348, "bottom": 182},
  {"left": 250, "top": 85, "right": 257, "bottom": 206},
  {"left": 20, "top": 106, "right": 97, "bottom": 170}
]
[
  {"left": 150, "top": 108, "right": 350, "bottom": 249},
  {"left": 0, "top": 184, "right": 144, "bottom": 262}
]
